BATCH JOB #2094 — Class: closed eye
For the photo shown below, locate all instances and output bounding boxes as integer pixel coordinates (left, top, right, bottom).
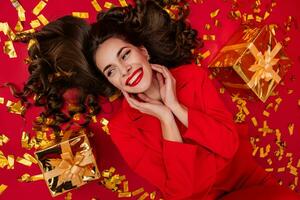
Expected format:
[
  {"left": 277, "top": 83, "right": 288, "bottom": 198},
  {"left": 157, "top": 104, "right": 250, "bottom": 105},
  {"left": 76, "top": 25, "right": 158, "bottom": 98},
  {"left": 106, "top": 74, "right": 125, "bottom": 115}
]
[
  {"left": 122, "top": 50, "right": 131, "bottom": 60},
  {"left": 106, "top": 68, "right": 115, "bottom": 77}
]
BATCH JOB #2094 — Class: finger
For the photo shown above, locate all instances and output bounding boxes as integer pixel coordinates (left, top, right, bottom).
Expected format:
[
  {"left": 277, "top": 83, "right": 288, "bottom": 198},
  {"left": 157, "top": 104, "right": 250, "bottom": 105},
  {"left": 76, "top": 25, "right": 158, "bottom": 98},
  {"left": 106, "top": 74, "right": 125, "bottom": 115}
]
[
  {"left": 151, "top": 65, "right": 167, "bottom": 79},
  {"left": 156, "top": 73, "right": 165, "bottom": 88}
]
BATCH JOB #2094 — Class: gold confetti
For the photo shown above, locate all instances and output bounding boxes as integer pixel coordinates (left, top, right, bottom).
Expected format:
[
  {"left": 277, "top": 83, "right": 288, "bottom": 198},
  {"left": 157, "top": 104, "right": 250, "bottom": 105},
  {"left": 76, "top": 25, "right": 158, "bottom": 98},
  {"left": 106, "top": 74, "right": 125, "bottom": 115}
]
[
  {"left": 7, "top": 100, "right": 25, "bottom": 115},
  {"left": 37, "top": 14, "right": 49, "bottom": 25},
  {"left": 3, "top": 41, "right": 17, "bottom": 58},
  {"left": 32, "top": 1, "right": 47, "bottom": 16},
  {"left": 23, "top": 153, "right": 38, "bottom": 164},
  {"left": 14, "top": 21, "right": 23, "bottom": 32},
  {"left": 263, "top": 110, "right": 270, "bottom": 117},
  {"left": 255, "top": 16, "right": 262, "bottom": 22},
  {"left": 210, "top": 9, "right": 220, "bottom": 18},
  {"left": 198, "top": 50, "right": 211, "bottom": 60},
  {"left": 259, "top": 144, "right": 271, "bottom": 158},
  {"left": 251, "top": 117, "right": 258, "bottom": 127},
  {"left": 0, "top": 184, "right": 8, "bottom": 195},
  {"left": 109, "top": 91, "right": 121, "bottom": 102},
  {"left": 219, "top": 87, "right": 225, "bottom": 94},
  {"left": 267, "top": 158, "right": 272, "bottom": 165},
  {"left": 104, "top": 2, "right": 113, "bottom": 9},
  {"left": 288, "top": 123, "right": 294, "bottom": 135},
  {"left": 72, "top": 12, "right": 89, "bottom": 19},
  {"left": 7, "top": 155, "right": 14, "bottom": 169},
  {"left": 138, "top": 192, "right": 149, "bottom": 200},
  {"left": 247, "top": 14, "right": 254, "bottom": 20},
  {"left": 0, "top": 97, "right": 4, "bottom": 104},
  {"left": 265, "top": 168, "right": 274, "bottom": 172},
  {"left": 132, "top": 187, "right": 144, "bottom": 196},
  {"left": 119, "top": 0, "right": 128, "bottom": 7},
  {"left": 118, "top": 192, "right": 132, "bottom": 198},
  {"left": 65, "top": 192, "right": 72, "bottom": 200},
  {"left": 277, "top": 167, "right": 285, "bottom": 172},
  {"left": 203, "top": 34, "right": 216, "bottom": 41},
  {"left": 30, "top": 20, "right": 41, "bottom": 29},
  {"left": 91, "top": 0, "right": 102, "bottom": 12},
  {"left": 204, "top": 24, "right": 211, "bottom": 30},
  {"left": 150, "top": 191, "right": 156, "bottom": 199},
  {"left": 0, "top": 134, "right": 9, "bottom": 146},
  {"left": 258, "top": 120, "right": 273, "bottom": 136},
  {"left": 16, "top": 157, "right": 32, "bottom": 166},
  {"left": 123, "top": 181, "right": 129, "bottom": 192},
  {"left": 263, "top": 11, "right": 270, "bottom": 20}
]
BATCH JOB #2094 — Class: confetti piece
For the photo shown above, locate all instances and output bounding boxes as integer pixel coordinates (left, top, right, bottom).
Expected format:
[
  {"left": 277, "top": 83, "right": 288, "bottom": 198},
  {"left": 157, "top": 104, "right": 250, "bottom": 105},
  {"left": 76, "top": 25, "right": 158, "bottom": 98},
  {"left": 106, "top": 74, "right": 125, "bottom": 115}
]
[
  {"left": 258, "top": 120, "right": 273, "bottom": 136},
  {"left": 288, "top": 123, "right": 294, "bottom": 136},
  {"left": 3, "top": 41, "right": 17, "bottom": 58},
  {"left": 123, "top": 181, "right": 129, "bottom": 192},
  {"left": 265, "top": 168, "right": 274, "bottom": 172},
  {"left": 109, "top": 91, "right": 121, "bottom": 102},
  {"left": 14, "top": 21, "right": 23, "bottom": 32},
  {"left": 0, "top": 134, "right": 9, "bottom": 146},
  {"left": 277, "top": 167, "right": 285, "bottom": 172},
  {"left": 251, "top": 117, "right": 258, "bottom": 127},
  {"left": 0, "top": 184, "right": 8, "bottom": 195},
  {"left": 0, "top": 97, "right": 4, "bottom": 104},
  {"left": 203, "top": 34, "right": 216, "bottom": 41},
  {"left": 204, "top": 24, "right": 211, "bottom": 30},
  {"left": 267, "top": 158, "right": 272, "bottom": 165},
  {"left": 219, "top": 87, "right": 225, "bottom": 94},
  {"left": 118, "top": 192, "right": 132, "bottom": 198},
  {"left": 72, "top": 12, "right": 89, "bottom": 19},
  {"left": 37, "top": 14, "right": 49, "bottom": 25},
  {"left": 7, "top": 155, "right": 14, "bottom": 169},
  {"left": 138, "top": 192, "right": 149, "bottom": 200},
  {"left": 255, "top": 16, "right": 262, "bottom": 22},
  {"left": 263, "top": 110, "right": 270, "bottom": 117},
  {"left": 91, "top": 0, "right": 102, "bottom": 12},
  {"left": 263, "top": 11, "right": 270, "bottom": 20},
  {"left": 32, "top": 1, "right": 47, "bottom": 16},
  {"left": 16, "top": 157, "right": 32, "bottom": 166},
  {"left": 65, "top": 192, "right": 72, "bottom": 200},
  {"left": 259, "top": 144, "right": 271, "bottom": 158},
  {"left": 23, "top": 153, "right": 38, "bottom": 164},
  {"left": 119, "top": 0, "right": 128, "bottom": 7},
  {"left": 150, "top": 191, "right": 156, "bottom": 199},
  {"left": 104, "top": 2, "right": 113, "bottom": 9},
  {"left": 132, "top": 188, "right": 144, "bottom": 196},
  {"left": 92, "top": 115, "right": 97, "bottom": 123},
  {"left": 198, "top": 50, "right": 210, "bottom": 60},
  {"left": 30, "top": 20, "right": 41, "bottom": 29},
  {"left": 7, "top": 100, "right": 25, "bottom": 115},
  {"left": 210, "top": 9, "right": 219, "bottom": 18}
]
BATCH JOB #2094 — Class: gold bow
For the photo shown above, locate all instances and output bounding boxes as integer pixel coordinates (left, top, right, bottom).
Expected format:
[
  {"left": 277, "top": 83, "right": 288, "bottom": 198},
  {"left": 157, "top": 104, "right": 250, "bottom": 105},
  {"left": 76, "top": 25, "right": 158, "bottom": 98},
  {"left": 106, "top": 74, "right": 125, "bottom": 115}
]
[
  {"left": 247, "top": 42, "right": 282, "bottom": 89},
  {"left": 43, "top": 138, "right": 95, "bottom": 187}
]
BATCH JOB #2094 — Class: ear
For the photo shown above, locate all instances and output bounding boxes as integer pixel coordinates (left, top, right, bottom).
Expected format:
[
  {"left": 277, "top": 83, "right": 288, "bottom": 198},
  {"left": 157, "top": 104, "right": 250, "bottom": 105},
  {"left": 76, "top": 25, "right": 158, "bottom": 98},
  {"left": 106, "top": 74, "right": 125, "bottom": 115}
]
[{"left": 139, "top": 46, "right": 150, "bottom": 60}]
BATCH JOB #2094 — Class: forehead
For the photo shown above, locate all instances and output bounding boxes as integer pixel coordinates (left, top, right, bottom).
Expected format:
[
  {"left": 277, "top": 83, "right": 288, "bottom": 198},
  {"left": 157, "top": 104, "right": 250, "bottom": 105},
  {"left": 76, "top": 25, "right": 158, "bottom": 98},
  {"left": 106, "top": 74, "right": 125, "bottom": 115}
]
[{"left": 94, "top": 37, "right": 130, "bottom": 70}]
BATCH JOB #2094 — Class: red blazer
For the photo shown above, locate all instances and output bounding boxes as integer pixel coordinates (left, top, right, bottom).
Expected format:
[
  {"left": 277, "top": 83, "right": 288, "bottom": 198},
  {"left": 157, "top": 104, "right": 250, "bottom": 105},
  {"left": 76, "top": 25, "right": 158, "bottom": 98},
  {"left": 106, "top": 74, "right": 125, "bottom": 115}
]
[{"left": 108, "top": 64, "right": 272, "bottom": 200}]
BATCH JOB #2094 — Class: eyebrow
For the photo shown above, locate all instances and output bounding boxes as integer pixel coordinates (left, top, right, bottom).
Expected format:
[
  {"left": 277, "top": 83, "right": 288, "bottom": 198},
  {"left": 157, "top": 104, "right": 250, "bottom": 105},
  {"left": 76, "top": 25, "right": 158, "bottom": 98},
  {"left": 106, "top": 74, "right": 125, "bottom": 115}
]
[{"left": 102, "top": 46, "right": 127, "bottom": 73}]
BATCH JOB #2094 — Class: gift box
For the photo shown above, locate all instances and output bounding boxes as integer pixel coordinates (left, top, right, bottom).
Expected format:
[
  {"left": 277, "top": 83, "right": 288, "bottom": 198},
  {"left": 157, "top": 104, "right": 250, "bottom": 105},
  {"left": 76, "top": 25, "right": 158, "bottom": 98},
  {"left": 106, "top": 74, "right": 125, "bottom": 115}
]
[
  {"left": 208, "top": 25, "right": 291, "bottom": 102},
  {"left": 35, "top": 130, "right": 101, "bottom": 197}
]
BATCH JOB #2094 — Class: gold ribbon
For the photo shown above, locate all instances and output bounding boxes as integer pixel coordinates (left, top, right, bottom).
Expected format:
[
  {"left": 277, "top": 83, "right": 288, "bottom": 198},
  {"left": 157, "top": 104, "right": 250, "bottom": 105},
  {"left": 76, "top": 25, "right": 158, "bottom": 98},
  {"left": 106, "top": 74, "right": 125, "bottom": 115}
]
[
  {"left": 43, "top": 137, "right": 95, "bottom": 187},
  {"left": 247, "top": 42, "right": 282, "bottom": 89}
]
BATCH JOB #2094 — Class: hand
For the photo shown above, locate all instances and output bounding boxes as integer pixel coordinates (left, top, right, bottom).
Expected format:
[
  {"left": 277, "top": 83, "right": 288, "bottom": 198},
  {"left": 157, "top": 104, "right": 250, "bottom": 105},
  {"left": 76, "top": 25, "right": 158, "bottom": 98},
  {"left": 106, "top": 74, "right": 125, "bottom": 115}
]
[
  {"left": 122, "top": 91, "right": 173, "bottom": 122},
  {"left": 151, "top": 64, "right": 179, "bottom": 110}
]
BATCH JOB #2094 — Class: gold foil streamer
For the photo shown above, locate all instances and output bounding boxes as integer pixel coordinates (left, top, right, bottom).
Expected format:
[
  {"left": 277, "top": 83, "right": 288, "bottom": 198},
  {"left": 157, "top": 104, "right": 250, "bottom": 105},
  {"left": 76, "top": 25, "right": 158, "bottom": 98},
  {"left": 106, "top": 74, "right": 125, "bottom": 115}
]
[
  {"left": 0, "top": 184, "right": 8, "bottom": 195},
  {"left": 0, "top": 134, "right": 9, "bottom": 146},
  {"left": 91, "top": 0, "right": 102, "bottom": 12},
  {"left": 32, "top": 1, "right": 47, "bottom": 16},
  {"left": 3, "top": 41, "right": 17, "bottom": 58},
  {"left": 72, "top": 12, "right": 89, "bottom": 19},
  {"left": 37, "top": 14, "right": 49, "bottom": 25}
]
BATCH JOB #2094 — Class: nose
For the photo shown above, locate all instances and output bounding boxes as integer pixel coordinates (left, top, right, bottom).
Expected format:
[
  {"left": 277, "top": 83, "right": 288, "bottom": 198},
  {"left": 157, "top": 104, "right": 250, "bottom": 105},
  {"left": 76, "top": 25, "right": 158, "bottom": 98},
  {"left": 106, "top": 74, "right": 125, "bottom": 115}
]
[{"left": 120, "top": 64, "right": 132, "bottom": 77}]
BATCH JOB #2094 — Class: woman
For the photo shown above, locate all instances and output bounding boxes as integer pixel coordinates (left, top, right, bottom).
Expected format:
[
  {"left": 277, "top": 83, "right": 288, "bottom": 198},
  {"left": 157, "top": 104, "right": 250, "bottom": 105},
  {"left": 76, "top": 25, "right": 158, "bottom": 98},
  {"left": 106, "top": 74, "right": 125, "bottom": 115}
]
[{"left": 87, "top": 0, "right": 300, "bottom": 199}]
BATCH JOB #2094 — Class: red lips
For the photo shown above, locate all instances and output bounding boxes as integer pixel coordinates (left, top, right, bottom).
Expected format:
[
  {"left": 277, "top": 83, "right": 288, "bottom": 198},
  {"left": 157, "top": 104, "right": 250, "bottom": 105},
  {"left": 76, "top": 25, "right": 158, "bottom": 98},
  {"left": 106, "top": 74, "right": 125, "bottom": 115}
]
[{"left": 125, "top": 68, "right": 143, "bottom": 87}]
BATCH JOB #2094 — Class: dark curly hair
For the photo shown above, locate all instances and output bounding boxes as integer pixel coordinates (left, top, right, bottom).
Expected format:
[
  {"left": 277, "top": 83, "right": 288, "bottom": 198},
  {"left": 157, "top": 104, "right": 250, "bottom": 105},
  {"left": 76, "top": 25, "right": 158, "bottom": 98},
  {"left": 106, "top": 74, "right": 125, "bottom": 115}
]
[
  {"left": 88, "top": 0, "right": 203, "bottom": 95},
  {"left": 9, "top": 16, "right": 104, "bottom": 133}
]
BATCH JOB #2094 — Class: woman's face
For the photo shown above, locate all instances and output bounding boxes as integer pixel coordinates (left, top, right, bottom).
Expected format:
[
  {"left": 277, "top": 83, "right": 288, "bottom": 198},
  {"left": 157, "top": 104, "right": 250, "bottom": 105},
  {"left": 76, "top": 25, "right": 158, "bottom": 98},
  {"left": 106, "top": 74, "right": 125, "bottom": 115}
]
[{"left": 94, "top": 37, "right": 153, "bottom": 93}]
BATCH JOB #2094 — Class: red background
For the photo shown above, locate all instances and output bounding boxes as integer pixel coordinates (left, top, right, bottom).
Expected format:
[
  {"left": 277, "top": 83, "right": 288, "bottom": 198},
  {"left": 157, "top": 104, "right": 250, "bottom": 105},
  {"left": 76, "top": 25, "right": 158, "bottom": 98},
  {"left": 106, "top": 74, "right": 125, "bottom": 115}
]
[{"left": 0, "top": 0, "right": 299, "bottom": 199}]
